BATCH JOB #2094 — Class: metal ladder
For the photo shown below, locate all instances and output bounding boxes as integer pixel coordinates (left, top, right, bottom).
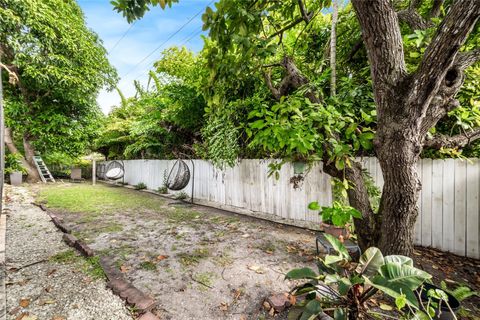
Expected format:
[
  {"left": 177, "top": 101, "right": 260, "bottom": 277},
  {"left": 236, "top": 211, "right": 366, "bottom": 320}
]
[{"left": 33, "top": 156, "right": 55, "bottom": 183}]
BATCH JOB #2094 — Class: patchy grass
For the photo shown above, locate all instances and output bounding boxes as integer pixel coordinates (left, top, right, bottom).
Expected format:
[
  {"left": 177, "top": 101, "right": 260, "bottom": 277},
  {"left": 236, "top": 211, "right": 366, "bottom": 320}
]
[
  {"left": 256, "top": 240, "right": 276, "bottom": 253},
  {"left": 49, "top": 250, "right": 79, "bottom": 264},
  {"left": 37, "top": 184, "right": 165, "bottom": 214},
  {"left": 83, "top": 256, "right": 106, "bottom": 280},
  {"left": 139, "top": 261, "right": 157, "bottom": 271},
  {"left": 167, "top": 209, "right": 201, "bottom": 222},
  {"left": 213, "top": 251, "right": 233, "bottom": 267},
  {"left": 193, "top": 272, "right": 216, "bottom": 291},
  {"left": 49, "top": 250, "right": 105, "bottom": 280},
  {"left": 177, "top": 247, "right": 210, "bottom": 267}
]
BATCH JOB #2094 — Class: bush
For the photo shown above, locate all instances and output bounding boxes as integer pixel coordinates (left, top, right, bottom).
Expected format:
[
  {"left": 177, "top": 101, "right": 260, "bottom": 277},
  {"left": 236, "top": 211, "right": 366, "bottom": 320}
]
[
  {"left": 5, "top": 153, "right": 26, "bottom": 174},
  {"left": 175, "top": 191, "right": 189, "bottom": 200},
  {"left": 158, "top": 186, "right": 168, "bottom": 194},
  {"left": 134, "top": 182, "right": 147, "bottom": 190}
]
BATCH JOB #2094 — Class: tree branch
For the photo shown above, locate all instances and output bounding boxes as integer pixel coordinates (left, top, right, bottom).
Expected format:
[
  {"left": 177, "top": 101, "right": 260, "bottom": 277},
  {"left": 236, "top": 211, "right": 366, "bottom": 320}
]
[
  {"left": 424, "top": 127, "right": 480, "bottom": 149},
  {"left": 454, "top": 48, "right": 480, "bottom": 70},
  {"left": 397, "top": 9, "right": 432, "bottom": 30},
  {"left": 428, "top": 0, "right": 444, "bottom": 19},
  {"left": 268, "top": 17, "right": 305, "bottom": 39},
  {"left": 297, "top": 0, "right": 312, "bottom": 22},
  {"left": 413, "top": 1, "right": 480, "bottom": 113},
  {"left": 351, "top": 0, "right": 406, "bottom": 88},
  {"left": 0, "top": 62, "right": 19, "bottom": 85}
]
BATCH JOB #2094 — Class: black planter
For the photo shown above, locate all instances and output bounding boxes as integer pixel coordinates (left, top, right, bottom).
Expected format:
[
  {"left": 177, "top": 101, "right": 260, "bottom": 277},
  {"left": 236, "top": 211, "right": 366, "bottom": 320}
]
[{"left": 416, "top": 283, "right": 460, "bottom": 320}]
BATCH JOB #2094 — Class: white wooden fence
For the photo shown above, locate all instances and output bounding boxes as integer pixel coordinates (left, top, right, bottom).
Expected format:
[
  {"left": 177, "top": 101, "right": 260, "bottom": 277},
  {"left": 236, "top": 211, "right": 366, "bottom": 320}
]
[{"left": 100, "top": 158, "right": 480, "bottom": 259}]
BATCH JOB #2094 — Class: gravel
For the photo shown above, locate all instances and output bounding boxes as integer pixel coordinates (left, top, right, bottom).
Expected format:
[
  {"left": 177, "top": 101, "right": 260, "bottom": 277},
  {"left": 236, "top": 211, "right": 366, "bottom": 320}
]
[{"left": 4, "top": 185, "right": 133, "bottom": 320}]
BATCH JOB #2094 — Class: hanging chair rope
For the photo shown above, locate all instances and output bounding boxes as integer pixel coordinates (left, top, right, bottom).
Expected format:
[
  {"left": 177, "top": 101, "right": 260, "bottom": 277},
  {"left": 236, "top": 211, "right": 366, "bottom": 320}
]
[{"left": 167, "top": 159, "right": 190, "bottom": 190}]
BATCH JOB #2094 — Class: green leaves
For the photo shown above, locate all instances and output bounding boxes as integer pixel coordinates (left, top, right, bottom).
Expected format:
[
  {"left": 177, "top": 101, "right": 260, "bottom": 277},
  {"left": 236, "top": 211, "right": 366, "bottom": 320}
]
[
  {"left": 356, "top": 247, "right": 384, "bottom": 276},
  {"left": 285, "top": 267, "right": 318, "bottom": 280},
  {"left": 318, "top": 201, "right": 362, "bottom": 227},
  {"left": 324, "top": 234, "right": 350, "bottom": 260},
  {"left": 368, "top": 262, "right": 432, "bottom": 308},
  {"left": 300, "top": 300, "right": 323, "bottom": 320}
]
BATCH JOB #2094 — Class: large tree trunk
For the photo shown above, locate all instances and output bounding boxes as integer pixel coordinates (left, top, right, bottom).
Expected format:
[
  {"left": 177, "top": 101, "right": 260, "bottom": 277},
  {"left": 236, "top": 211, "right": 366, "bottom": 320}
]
[
  {"left": 351, "top": 0, "right": 480, "bottom": 255},
  {"left": 23, "top": 133, "right": 37, "bottom": 169},
  {"left": 375, "top": 127, "right": 422, "bottom": 255},
  {"left": 4, "top": 128, "right": 40, "bottom": 183}
]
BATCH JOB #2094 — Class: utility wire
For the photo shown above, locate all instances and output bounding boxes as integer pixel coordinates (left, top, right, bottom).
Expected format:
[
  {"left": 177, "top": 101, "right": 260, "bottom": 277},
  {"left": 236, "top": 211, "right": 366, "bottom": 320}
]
[
  {"left": 120, "top": 0, "right": 213, "bottom": 80},
  {"left": 108, "top": 21, "right": 136, "bottom": 54}
]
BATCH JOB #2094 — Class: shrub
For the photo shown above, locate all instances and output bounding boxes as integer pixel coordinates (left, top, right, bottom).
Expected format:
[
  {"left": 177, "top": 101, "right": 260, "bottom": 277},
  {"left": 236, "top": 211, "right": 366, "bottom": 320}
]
[
  {"left": 134, "top": 182, "right": 147, "bottom": 190},
  {"left": 175, "top": 191, "right": 189, "bottom": 200}
]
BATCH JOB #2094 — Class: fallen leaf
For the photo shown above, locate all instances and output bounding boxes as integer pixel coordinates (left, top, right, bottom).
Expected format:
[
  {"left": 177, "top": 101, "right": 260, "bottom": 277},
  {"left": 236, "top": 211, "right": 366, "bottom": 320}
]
[
  {"left": 19, "top": 299, "right": 30, "bottom": 308},
  {"left": 38, "top": 300, "right": 56, "bottom": 306},
  {"left": 120, "top": 265, "right": 128, "bottom": 273},
  {"left": 379, "top": 304, "right": 393, "bottom": 311},
  {"left": 156, "top": 255, "right": 168, "bottom": 261},
  {"left": 247, "top": 265, "right": 264, "bottom": 274},
  {"left": 219, "top": 302, "right": 229, "bottom": 311}
]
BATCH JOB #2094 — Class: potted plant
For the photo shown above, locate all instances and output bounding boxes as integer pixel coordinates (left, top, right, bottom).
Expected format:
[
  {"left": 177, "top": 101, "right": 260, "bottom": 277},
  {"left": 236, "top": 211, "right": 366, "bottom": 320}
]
[
  {"left": 308, "top": 201, "right": 362, "bottom": 239},
  {"left": 5, "top": 154, "right": 26, "bottom": 186}
]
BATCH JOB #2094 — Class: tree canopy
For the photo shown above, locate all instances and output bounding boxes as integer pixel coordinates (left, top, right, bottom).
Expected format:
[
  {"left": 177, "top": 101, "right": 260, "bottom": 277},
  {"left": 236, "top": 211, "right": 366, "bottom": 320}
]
[{"left": 0, "top": 0, "right": 117, "bottom": 179}]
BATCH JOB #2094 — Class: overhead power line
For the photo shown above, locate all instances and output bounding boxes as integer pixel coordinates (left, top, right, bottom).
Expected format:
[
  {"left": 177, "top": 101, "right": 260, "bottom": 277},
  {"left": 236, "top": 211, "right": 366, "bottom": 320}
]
[
  {"left": 108, "top": 21, "right": 136, "bottom": 54},
  {"left": 120, "top": 0, "right": 213, "bottom": 80}
]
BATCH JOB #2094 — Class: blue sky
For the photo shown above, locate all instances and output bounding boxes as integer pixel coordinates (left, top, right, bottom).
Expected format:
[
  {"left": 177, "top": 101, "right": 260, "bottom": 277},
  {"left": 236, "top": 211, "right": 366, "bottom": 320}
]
[{"left": 77, "top": 0, "right": 212, "bottom": 114}]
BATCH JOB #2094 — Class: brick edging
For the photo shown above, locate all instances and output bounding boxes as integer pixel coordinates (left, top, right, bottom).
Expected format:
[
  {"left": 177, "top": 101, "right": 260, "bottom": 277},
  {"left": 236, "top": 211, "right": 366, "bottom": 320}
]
[{"left": 35, "top": 203, "right": 159, "bottom": 320}]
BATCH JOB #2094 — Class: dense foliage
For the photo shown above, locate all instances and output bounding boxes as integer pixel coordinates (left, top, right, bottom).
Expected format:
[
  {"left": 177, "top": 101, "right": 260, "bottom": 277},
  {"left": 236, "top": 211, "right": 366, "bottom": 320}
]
[
  {"left": 95, "top": 47, "right": 206, "bottom": 159},
  {"left": 0, "top": 0, "right": 116, "bottom": 177},
  {"left": 105, "top": 1, "right": 480, "bottom": 166}
]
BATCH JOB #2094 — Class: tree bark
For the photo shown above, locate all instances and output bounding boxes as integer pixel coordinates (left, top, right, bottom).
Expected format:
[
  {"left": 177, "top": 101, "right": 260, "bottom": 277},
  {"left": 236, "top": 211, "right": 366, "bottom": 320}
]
[
  {"left": 23, "top": 133, "right": 37, "bottom": 169},
  {"left": 352, "top": 0, "right": 480, "bottom": 255},
  {"left": 4, "top": 128, "right": 40, "bottom": 182}
]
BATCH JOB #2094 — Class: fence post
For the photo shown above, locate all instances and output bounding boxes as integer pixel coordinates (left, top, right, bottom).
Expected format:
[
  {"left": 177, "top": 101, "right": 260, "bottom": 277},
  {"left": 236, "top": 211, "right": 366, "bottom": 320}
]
[{"left": 92, "top": 158, "right": 96, "bottom": 186}]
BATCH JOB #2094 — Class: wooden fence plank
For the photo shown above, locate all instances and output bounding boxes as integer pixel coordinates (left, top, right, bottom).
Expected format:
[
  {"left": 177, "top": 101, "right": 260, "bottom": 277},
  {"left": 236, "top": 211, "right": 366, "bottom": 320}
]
[
  {"left": 442, "top": 159, "right": 455, "bottom": 253},
  {"left": 421, "top": 159, "right": 433, "bottom": 247},
  {"left": 431, "top": 160, "right": 444, "bottom": 249},
  {"left": 466, "top": 159, "right": 479, "bottom": 259},
  {"left": 454, "top": 160, "right": 467, "bottom": 256}
]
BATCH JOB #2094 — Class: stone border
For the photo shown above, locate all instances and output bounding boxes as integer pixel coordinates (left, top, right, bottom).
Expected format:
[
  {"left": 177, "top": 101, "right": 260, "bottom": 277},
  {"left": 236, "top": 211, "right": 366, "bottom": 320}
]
[{"left": 33, "top": 203, "right": 159, "bottom": 320}]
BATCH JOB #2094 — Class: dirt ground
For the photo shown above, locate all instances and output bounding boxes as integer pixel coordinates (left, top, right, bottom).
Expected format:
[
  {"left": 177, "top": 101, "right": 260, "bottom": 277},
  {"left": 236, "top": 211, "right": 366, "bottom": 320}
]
[
  {"left": 33, "top": 182, "right": 480, "bottom": 319},
  {"left": 35, "top": 183, "right": 318, "bottom": 320}
]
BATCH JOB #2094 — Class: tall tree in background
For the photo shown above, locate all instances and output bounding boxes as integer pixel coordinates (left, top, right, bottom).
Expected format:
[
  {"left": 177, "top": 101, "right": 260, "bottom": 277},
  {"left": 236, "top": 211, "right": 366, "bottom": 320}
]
[
  {"left": 114, "top": 0, "right": 480, "bottom": 255},
  {"left": 0, "top": 0, "right": 117, "bottom": 181}
]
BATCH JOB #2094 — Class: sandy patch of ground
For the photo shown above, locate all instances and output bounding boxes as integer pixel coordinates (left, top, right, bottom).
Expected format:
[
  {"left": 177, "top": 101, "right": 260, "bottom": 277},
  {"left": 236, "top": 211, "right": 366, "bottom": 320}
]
[{"left": 37, "top": 183, "right": 318, "bottom": 319}]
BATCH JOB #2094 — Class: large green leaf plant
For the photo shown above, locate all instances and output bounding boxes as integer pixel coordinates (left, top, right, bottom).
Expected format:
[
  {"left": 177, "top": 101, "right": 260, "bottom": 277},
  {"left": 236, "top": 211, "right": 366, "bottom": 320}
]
[{"left": 286, "top": 234, "right": 433, "bottom": 319}]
